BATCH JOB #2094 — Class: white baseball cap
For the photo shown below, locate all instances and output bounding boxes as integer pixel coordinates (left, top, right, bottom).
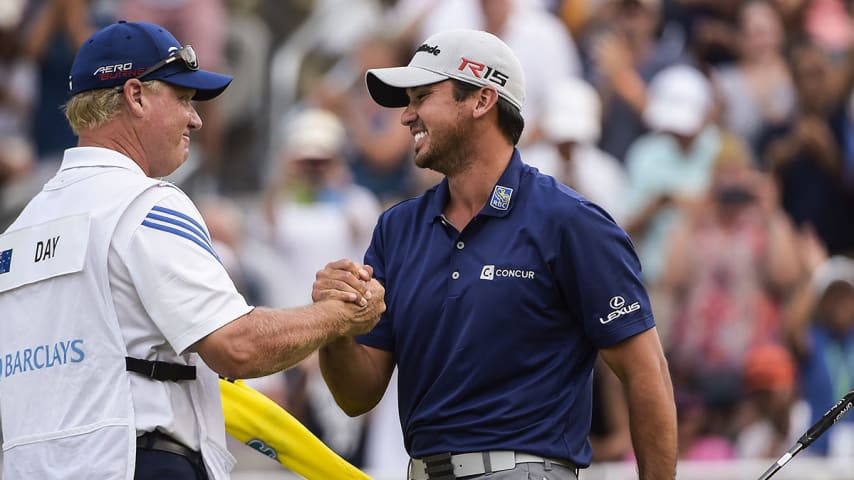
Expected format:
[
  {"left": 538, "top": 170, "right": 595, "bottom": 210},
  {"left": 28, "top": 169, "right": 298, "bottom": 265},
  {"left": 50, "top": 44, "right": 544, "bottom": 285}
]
[
  {"left": 282, "top": 109, "right": 345, "bottom": 160},
  {"left": 812, "top": 255, "right": 854, "bottom": 298},
  {"left": 366, "top": 29, "right": 526, "bottom": 112},
  {"left": 643, "top": 65, "right": 712, "bottom": 136},
  {"left": 542, "top": 77, "right": 602, "bottom": 145}
]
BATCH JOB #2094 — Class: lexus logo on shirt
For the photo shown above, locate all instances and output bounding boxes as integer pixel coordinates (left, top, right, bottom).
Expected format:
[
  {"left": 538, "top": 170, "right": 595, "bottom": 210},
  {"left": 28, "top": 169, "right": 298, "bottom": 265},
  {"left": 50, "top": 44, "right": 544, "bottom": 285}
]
[{"left": 600, "top": 296, "right": 641, "bottom": 324}]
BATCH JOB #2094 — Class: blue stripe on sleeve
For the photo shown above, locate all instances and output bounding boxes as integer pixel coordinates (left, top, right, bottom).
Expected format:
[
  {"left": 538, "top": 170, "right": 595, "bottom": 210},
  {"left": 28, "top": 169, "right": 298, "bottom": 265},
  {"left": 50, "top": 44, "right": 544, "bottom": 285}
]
[
  {"left": 141, "top": 220, "right": 220, "bottom": 262},
  {"left": 145, "top": 212, "right": 213, "bottom": 250},
  {"left": 151, "top": 205, "right": 211, "bottom": 242}
]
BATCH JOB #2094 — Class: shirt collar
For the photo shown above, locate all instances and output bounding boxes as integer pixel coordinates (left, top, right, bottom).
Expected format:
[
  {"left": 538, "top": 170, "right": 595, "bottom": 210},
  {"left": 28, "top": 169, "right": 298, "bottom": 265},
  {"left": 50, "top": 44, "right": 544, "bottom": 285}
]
[
  {"left": 427, "top": 148, "right": 524, "bottom": 223},
  {"left": 59, "top": 147, "right": 147, "bottom": 176}
]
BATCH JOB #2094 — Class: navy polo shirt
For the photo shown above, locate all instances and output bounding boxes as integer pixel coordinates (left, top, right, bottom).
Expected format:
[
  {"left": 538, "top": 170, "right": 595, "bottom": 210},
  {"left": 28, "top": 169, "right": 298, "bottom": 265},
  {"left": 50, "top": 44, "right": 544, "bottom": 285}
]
[{"left": 358, "top": 150, "right": 654, "bottom": 466}]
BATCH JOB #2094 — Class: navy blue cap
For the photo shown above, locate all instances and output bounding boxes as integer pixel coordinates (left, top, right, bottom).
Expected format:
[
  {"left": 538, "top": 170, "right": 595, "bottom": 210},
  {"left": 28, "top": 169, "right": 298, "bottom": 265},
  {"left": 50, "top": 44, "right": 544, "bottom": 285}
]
[{"left": 68, "top": 21, "right": 232, "bottom": 101}]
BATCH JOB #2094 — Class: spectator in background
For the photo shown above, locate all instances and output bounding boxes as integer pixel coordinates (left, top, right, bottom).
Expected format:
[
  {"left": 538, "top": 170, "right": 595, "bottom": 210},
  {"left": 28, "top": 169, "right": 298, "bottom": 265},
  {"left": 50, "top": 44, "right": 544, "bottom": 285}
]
[
  {"left": 784, "top": 229, "right": 854, "bottom": 457},
  {"left": 23, "top": 0, "right": 96, "bottom": 165},
  {"left": 623, "top": 64, "right": 718, "bottom": 289},
  {"left": 0, "top": 0, "right": 36, "bottom": 187},
  {"left": 250, "top": 108, "right": 382, "bottom": 465},
  {"left": 196, "top": 195, "right": 265, "bottom": 306},
  {"left": 588, "top": 0, "right": 686, "bottom": 163},
  {"left": 316, "top": 33, "right": 417, "bottom": 205},
  {"left": 256, "top": 108, "right": 381, "bottom": 309},
  {"left": 523, "top": 76, "right": 629, "bottom": 223},
  {"left": 661, "top": 135, "right": 801, "bottom": 391},
  {"left": 801, "top": 0, "right": 854, "bottom": 59},
  {"left": 668, "top": 0, "right": 742, "bottom": 68},
  {"left": 735, "top": 342, "right": 810, "bottom": 459},
  {"left": 770, "top": 0, "right": 809, "bottom": 45},
  {"left": 759, "top": 41, "right": 854, "bottom": 257},
  {"left": 117, "top": 0, "right": 229, "bottom": 189},
  {"left": 714, "top": 0, "right": 795, "bottom": 154},
  {"left": 674, "top": 389, "right": 736, "bottom": 461}
]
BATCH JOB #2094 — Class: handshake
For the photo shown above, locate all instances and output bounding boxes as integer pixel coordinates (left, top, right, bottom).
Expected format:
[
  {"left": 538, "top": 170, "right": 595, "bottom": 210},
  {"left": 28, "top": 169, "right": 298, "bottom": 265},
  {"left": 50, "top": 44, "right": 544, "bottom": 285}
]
[{"left": 312, "top": 259, "right": 386, "bottom": 337}]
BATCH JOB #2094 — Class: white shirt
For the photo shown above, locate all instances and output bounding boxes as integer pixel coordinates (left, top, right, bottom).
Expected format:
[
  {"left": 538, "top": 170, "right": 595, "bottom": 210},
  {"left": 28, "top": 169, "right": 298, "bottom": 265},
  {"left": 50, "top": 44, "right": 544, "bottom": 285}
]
[
  {"left": 104, "top": 152, "right": 253, "bottom": 450},
  {"left": 0, "top": 147, "right": 250, "bottom": 478}
]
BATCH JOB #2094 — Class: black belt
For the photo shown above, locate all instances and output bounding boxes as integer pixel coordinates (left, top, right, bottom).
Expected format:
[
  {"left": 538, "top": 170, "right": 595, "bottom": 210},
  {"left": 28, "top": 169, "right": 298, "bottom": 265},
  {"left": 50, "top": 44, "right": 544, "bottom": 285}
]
[
  {"left": 137, "top": 430, "right": 203, "bottom": 467},
  {"left": 126, "top": 356, "right": 196, "bottom": 381}
]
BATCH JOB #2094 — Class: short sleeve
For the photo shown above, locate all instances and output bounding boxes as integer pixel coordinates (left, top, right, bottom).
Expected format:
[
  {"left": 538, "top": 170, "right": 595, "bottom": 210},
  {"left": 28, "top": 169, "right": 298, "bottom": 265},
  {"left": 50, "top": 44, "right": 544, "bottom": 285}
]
[
  {"left": 356, "top": 214, "right": 394, "bottom": 351},
  {"left": 555, "top": 201, "right": 655, "bottom": 348},
  {"left": 117, "top": 188, "right": 253, "bottom": 354}
]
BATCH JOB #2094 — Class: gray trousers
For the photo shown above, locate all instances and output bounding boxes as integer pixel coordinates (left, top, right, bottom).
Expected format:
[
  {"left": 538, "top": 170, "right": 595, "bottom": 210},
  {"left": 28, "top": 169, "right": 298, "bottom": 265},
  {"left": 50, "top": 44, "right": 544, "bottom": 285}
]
[{"left": 457, "top": 462, "right": 579, "bottom": 479}]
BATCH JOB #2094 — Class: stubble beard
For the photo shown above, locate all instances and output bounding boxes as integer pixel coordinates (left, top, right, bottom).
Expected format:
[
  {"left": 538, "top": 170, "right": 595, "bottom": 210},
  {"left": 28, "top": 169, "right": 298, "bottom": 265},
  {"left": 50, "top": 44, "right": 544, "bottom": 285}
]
[{"left": 414, "top": 118, "right": 474, "bottom": 177}]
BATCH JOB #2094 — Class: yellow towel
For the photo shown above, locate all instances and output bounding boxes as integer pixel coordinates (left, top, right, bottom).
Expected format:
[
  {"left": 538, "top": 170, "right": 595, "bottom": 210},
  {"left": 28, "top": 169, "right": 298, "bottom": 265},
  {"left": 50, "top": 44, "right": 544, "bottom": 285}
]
[{"left": 220, "top": 378, "right": 372, "bottom": 480}]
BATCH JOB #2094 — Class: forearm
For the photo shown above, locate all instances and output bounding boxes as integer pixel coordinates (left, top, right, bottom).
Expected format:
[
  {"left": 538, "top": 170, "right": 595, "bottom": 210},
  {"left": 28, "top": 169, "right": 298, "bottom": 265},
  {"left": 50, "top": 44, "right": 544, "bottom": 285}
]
[
  {"left": 624, "top": 358, "right": 677, "bottom": 480},
  {"left": 601, "top": 330, "right": 678, "bottom": 478},
  {"left": 783, "top": 281, "right": 816, "bottom": 358},
  {"left": 763, "top": 212, "right": 802, "bottom": 291},
  {"left": 200, "top": 302, "right": 348, "bottom": 379},
  {"left": 611, "top": 69, "right": 647, "bottom": 114},
  {"left": 319, "top": 338, "right": 390, "bottom": 416},
  {"left": 351, "top": 124, "right": 411, "bottom": 168},
  {"left": 24, "top": 2, "right": 59, "bottom": 60},
  {"left": 625, "top": 198, "right": 665, "bottom": 239},
  {"left": 766, "top": 137, "right": 798, "bottom": 171}
]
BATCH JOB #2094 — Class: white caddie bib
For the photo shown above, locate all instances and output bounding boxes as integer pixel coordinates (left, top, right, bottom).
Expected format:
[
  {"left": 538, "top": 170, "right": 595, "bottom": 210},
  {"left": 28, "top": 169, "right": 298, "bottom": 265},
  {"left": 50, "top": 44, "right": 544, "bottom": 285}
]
[
  {"left": 0, "top": 163, "right": 160, "bottom": 479},
  {"left": 0, "top": 214, "right": 90, "bottom": 293},
  {"left": 0, "top": 150, "right": 236, "bottom": 479}
]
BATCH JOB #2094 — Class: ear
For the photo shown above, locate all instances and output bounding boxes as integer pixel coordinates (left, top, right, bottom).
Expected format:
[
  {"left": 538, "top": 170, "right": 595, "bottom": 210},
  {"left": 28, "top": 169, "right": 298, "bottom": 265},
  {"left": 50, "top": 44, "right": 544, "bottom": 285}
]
[
  {"left": 121, "top": 79, "right": 146, "bottom": 118},
  {"left": 471, "top": 86, "right": 500, "bottom": 119}
]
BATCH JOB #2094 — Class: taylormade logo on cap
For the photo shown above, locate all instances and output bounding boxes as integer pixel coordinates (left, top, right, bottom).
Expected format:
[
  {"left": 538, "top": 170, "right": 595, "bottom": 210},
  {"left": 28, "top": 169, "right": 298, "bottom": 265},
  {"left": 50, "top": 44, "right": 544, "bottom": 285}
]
[{"left": 365, "top": 29, "right": 525, "bottom": 112}]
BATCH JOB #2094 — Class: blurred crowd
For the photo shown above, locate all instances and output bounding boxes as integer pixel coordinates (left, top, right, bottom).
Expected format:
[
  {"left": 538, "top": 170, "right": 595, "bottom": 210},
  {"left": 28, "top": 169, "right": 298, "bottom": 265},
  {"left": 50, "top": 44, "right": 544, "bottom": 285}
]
[{"left": 2, "top": 0, "right": 854, "bottom": 474}]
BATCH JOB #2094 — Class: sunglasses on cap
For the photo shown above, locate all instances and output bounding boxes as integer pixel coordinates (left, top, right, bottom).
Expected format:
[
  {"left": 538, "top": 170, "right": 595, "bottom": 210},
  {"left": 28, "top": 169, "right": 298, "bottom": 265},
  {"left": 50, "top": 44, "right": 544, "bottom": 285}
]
[
  {"left": 115, "top": 44, "right": 198, "bottom": 92},
  {"left": 137, "top": 44, "right": 199, "bottom": 80}
]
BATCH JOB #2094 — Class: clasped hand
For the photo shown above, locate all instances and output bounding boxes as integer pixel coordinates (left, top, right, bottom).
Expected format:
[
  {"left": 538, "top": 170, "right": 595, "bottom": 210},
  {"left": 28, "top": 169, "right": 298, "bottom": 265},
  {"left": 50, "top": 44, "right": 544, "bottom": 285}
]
[{"left": 312, "top": 259, "right": 386, "bottom": 336}]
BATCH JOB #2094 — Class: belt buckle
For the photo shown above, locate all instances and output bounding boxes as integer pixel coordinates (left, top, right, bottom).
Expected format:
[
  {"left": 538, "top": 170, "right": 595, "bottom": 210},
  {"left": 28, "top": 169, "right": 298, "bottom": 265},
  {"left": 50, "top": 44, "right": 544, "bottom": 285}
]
[{"left": 423, "top": 452, "right": 455, "bottom": 480}]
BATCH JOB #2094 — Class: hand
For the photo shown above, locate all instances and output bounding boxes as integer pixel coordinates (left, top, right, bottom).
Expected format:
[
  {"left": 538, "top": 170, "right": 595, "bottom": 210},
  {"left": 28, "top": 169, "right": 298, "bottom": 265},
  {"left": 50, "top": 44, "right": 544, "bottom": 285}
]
[
  {"left": 798, "top": 224, "right": 828, "bottom": 274},
  {"left": 337, "top": 278, "right": 386, "bottom": 337},
  {"left": 751, "top": 172, "right": 780, "bottom": 217},
  {"left": 312, "top": 258, "right": 374, "bottom": 306},
  {"left": 591, "top": 31, "right": 633, "bottom": 81},
  {"left": 795, "top": 116, "right": 835, "bottom": 153}
]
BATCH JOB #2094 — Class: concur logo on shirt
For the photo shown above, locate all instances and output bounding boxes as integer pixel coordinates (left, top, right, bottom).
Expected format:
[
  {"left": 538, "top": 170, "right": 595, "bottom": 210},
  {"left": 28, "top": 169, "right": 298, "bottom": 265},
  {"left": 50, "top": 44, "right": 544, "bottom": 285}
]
[
  {"left": 480, "top": 264, "right": 535, "bottom": 280},
  {"left": 0, "top": 339, "right": 85, "bottom": 379}
]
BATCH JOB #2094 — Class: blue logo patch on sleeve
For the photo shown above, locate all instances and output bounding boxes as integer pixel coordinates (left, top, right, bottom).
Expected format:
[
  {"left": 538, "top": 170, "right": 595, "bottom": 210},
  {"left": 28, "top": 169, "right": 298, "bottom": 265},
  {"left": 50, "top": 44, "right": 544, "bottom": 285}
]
[{"left": 0, "top": 249, "right": 12, "bottom": 274}]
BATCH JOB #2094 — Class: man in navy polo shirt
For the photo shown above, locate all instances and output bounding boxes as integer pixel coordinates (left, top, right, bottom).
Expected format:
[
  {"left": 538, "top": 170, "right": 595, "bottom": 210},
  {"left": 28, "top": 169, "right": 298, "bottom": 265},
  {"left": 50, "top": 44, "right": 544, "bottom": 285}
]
[{"left": 315, "top": 29, "right": 677, "bottom": 480}]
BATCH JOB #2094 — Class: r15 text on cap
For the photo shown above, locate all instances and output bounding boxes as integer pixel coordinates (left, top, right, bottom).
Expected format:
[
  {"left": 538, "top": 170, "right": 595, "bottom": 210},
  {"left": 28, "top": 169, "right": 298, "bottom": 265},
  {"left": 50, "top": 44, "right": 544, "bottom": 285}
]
[{"left": 458, "top": 57, "right": 509, "bottom": 87}]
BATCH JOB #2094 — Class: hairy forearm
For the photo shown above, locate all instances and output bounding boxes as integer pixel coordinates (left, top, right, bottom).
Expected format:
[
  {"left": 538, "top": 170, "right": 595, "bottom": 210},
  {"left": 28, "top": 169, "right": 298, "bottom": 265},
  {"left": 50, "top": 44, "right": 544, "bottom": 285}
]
[
  {"left": 206, "top": 303, "right": 348, "bottom": 379},
  {"left": 625, "top": 360, "right": 678, "bottom": 480},
  {"left": 319, "top": 338, "right": 389, "bottom": 416},
  {"left": 246, "top": 305, "right": 348, "bottom": 375}
]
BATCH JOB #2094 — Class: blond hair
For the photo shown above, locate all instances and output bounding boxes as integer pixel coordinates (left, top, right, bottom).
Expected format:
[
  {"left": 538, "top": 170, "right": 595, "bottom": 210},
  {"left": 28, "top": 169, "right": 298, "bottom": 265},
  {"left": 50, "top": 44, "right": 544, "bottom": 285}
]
[{"left": 64, "top": 81, "right": 160, "bottom": 134}]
